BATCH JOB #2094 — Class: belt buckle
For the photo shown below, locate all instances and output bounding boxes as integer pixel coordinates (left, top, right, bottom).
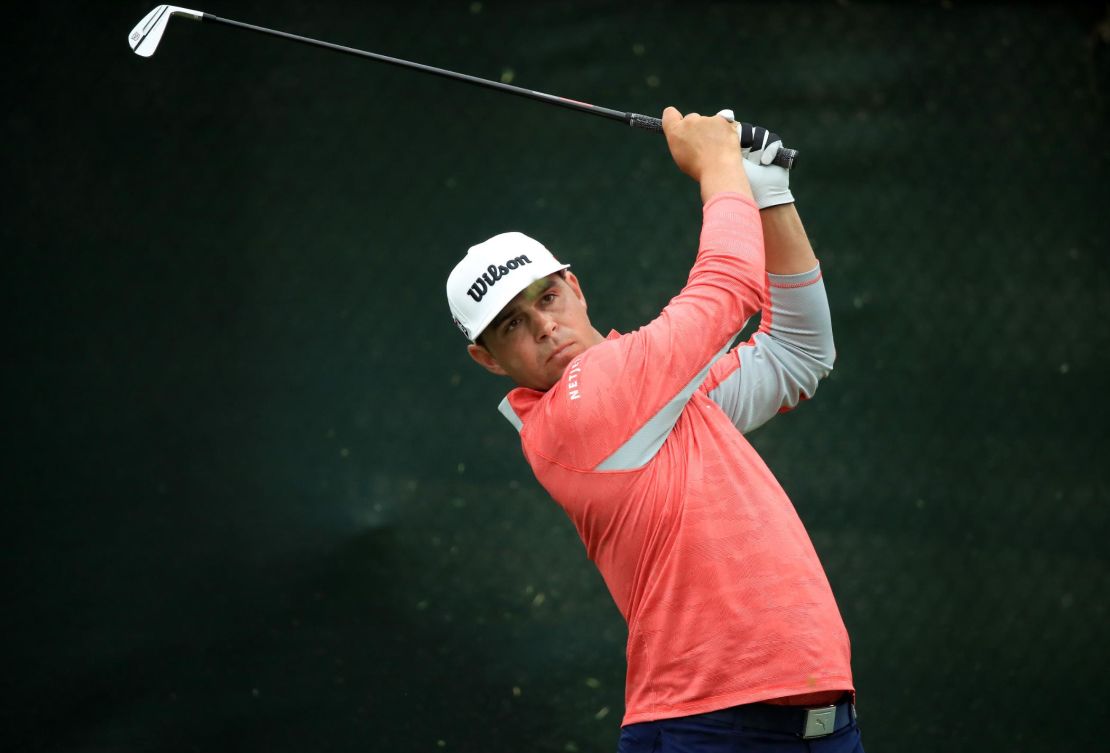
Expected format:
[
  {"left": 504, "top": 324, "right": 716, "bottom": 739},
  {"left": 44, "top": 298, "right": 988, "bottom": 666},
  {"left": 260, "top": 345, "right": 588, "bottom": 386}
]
[{"left": 801, "top": 705, "right": 837, "bottom": 739}]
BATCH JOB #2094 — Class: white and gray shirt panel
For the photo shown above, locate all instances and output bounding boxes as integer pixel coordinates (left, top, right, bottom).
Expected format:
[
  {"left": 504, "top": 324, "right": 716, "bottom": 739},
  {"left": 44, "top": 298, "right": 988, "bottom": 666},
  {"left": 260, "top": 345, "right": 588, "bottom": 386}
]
[{"left": 498, "top": 265, "right": 834, "bottom": 471}]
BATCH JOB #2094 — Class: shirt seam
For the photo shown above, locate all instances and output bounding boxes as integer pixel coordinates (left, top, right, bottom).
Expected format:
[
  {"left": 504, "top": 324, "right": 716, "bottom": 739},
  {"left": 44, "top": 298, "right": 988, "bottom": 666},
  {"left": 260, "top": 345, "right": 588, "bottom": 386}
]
[
  {"left": 527, "top": 443, "right": 647, "bottom": 475},
  {"left": 768, "top": 269, "right": 823, "bottom": 289}
]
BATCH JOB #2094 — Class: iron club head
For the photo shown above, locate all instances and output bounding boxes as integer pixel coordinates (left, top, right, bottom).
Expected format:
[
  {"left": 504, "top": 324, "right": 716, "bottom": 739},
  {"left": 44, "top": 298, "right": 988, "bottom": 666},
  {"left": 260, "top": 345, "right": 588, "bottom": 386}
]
[{"left": 128, "top": 5, "right": 203, "bottom": 57}]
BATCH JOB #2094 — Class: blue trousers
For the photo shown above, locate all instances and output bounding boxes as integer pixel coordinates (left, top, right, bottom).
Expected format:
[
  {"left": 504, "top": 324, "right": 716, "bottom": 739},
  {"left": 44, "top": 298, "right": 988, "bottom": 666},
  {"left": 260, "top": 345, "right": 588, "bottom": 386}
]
[{"left": 617, "top": 708, "right": 865, "bottom": 753}]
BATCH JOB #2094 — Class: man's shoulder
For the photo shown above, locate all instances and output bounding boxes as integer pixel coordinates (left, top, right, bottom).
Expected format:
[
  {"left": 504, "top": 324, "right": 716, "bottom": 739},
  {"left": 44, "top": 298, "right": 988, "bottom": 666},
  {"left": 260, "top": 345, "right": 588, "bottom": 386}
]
[
  {"left": 503, "top": 338, "right": 638, "bottom": 468},
  {"left": 506, "top": 334, "right": 625, "bottom": 413}
]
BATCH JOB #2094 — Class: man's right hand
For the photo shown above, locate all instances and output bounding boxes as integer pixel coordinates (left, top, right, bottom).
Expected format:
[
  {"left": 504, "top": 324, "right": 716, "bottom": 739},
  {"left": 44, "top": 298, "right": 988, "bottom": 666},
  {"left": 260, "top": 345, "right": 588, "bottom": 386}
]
[{"left": 661, "top": 106, "right": 753, "bottom": 204}]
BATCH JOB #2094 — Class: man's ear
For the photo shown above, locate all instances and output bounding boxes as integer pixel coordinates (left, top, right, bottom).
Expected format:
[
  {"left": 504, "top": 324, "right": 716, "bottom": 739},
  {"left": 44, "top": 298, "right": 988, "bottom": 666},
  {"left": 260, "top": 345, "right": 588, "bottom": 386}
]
[
  {"left": 563, "top": 270, "right": 587, "bottom": 309},
  {"left": 467, "top": 343, "right": 508, "bottom": 376}
]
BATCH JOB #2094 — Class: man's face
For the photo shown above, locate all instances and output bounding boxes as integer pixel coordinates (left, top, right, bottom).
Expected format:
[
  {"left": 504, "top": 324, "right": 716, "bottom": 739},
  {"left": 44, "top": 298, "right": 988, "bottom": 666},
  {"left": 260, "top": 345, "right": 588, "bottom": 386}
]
[{"left": 467, "top": 271, "right": 602, "bottom": 391}]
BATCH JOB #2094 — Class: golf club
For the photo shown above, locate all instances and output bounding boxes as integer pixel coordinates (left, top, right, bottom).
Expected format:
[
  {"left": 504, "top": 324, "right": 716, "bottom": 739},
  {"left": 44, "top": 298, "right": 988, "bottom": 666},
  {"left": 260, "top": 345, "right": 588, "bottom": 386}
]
[{"left": 128, "top": 5, "right": 798, "bottom": 169}]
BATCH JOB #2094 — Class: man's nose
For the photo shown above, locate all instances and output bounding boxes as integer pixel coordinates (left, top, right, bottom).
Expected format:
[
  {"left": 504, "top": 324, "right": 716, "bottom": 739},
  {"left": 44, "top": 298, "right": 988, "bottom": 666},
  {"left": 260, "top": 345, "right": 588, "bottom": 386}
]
[{"left": 531, "top": 311, "right": 557, "bottom": 339}]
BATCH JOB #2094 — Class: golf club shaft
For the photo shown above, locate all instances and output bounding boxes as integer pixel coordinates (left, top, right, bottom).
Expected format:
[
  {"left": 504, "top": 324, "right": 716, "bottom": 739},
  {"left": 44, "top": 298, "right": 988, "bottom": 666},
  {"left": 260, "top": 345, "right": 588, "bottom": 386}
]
[
  {"left": 201, "top": 13, "right": 797, "bottom": 169},
  {"left": 206, "top": 15, "right": 637, "bottom": 124}
]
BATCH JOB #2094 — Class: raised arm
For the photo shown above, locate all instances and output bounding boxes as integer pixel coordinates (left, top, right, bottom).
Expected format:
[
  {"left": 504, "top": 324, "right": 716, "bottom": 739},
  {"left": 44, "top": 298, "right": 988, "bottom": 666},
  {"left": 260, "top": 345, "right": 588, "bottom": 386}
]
[
  {"left": 762, "top": 203, "right": 817, "bottom": 275},
  {"left": 517, "top": 108, "right": 769, "bottom": 472},
  {"left": 702, "top": 169, "right": 836, "bottom": 434},
  {"left": 661, "top": 106, "right": 754, "bottom": 204}
]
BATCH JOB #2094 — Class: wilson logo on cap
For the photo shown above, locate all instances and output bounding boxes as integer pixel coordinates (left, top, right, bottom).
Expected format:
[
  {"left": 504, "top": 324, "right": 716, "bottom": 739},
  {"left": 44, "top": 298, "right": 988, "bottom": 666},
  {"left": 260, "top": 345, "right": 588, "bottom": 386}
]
[
  {"left": 447, "top": 231, "right": 568, "bottom": 342},
  {"left": 467, "top": 255, "right": 533, "bottom": 303}
]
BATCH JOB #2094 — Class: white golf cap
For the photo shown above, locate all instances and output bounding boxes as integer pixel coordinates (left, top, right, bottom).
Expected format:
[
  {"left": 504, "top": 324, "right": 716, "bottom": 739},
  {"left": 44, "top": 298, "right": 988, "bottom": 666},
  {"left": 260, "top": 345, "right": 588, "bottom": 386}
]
[{"left": 447, "top": 232, "right": 570, "bottom": 342}]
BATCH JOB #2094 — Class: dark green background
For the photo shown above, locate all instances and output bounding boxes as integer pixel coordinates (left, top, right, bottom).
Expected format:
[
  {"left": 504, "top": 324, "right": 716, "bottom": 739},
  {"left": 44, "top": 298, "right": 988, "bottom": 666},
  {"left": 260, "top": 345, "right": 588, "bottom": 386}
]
[{"left": 6, "top": 1, "right": 1108, "bottom": 751}]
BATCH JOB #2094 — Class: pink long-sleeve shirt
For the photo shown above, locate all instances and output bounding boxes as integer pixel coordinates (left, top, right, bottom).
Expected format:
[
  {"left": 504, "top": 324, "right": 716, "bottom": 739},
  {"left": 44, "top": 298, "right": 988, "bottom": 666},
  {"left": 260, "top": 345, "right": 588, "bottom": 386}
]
[{"left": 497, "top": 193, "right": 853, "bottom": 725}]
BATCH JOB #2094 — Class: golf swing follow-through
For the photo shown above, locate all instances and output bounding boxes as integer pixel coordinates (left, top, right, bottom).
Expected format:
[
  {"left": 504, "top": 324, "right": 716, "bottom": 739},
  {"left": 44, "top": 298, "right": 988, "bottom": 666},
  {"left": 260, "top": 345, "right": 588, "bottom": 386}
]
[
  {"left": 129, "top": 6, "right": 862, "bottom": 750},
  {"left": 449, "top": 110, "right": 863, "bottom": 752}
]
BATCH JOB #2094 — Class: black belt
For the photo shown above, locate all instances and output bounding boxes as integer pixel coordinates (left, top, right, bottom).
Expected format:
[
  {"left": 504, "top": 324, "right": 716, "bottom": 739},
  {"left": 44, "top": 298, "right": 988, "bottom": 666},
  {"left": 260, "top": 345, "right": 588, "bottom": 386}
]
[{"left": 701, "top": 695, "right": 855, "bottom": 740}]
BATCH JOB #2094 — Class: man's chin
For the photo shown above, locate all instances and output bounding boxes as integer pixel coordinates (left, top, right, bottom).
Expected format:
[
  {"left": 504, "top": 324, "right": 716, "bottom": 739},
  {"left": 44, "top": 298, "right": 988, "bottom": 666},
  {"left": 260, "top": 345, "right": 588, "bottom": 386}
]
[
  {"left": 548, "top": 343, "right": 582, "bottom": 371},
  {"left": 522, "top": 342, "right": 590, "bottom": 391}
]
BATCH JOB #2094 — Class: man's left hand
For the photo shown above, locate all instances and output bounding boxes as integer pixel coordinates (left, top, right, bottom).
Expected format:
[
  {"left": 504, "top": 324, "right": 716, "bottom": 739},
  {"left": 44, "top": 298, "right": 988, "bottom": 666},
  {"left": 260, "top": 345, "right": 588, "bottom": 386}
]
[{"left": 716, "top": 109, "right": 795, "bottom": 210}]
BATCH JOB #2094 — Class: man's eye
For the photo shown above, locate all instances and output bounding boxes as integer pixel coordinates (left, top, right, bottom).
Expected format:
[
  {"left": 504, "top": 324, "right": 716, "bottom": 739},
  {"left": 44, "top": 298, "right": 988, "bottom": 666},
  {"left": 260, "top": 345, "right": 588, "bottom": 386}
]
[
  {"left": 542, "top": 292, "right": 557, "bottom": 303},
  {"left": 505, "top": 318, "right": 520, "bottom": 332}
]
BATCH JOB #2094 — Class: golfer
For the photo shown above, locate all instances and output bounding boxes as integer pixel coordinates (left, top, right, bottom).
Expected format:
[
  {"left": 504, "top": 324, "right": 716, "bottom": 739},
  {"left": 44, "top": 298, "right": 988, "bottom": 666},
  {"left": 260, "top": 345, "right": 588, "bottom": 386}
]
[{"left": 446, "top": 107, "right": 863, "bottom": 752}]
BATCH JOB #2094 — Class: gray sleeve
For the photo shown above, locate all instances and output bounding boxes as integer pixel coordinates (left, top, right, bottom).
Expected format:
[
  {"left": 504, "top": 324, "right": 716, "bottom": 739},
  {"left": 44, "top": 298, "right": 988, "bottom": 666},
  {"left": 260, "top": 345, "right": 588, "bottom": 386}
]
[{"left": 707, "top": 265, "right": 836, "bottom": 434}]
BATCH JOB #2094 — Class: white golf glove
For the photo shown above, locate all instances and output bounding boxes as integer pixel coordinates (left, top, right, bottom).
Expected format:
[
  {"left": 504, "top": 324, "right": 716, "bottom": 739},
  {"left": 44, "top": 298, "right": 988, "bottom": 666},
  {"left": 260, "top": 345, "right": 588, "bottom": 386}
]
[{"left": 716, "top": 109, "right": 794, "bottom": 209}]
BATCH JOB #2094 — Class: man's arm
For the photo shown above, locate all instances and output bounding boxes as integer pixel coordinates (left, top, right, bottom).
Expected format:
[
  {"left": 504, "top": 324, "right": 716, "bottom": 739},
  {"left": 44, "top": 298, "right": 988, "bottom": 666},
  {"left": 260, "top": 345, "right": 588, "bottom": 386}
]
[
  {"left": 703, "top": 201, "right": 836, "bottom": 434},
  {"left": 533, "top": 108, "right": 768, "bottom": 472},
  {"left": 762, "top": 203, "right": 817, "bottom": 275},
  {"left": 660, "top": 106, "right": 754, "bottom": 205}
]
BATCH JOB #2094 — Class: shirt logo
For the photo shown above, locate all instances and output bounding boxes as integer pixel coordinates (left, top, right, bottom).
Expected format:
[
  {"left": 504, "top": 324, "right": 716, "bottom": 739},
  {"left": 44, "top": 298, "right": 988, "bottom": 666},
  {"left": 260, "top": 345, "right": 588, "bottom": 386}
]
[
  {"left": 467, "top": 255, "right": 533, "bottom": 302},
  {"left": 567, "top": 358, "right": 582, "bottom": 400}
]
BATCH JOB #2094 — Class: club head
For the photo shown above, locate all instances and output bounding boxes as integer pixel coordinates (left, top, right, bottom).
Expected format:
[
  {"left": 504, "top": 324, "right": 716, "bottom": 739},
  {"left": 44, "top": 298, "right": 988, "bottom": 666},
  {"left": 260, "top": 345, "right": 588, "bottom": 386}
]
[{"left": 128, "top": 5, "right": 203, "bottom": 57}]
